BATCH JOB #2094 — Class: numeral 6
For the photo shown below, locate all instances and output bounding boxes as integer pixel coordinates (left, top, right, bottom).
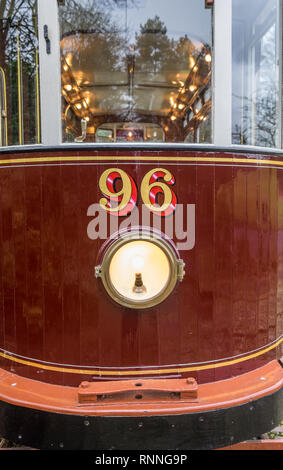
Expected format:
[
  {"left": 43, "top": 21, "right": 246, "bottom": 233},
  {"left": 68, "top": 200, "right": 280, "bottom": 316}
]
[{"left": 140, "top": 168, "right": 177, "bottom": 217}]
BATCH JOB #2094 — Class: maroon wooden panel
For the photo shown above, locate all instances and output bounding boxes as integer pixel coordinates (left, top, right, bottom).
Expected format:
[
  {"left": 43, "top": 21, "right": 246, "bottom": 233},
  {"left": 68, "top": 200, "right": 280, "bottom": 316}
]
[{"left": 0, "top": 148, "right": 282, "bottom": 386}]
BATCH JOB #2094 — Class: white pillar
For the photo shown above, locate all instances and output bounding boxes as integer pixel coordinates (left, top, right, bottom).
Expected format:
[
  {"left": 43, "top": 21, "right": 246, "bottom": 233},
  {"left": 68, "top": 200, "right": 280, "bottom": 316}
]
[
  {"left": 37, "top": 0, "right": 62, "bottom": 145},
  {"left": 212, "top": 0, "right": 232, "bottom": 146}
]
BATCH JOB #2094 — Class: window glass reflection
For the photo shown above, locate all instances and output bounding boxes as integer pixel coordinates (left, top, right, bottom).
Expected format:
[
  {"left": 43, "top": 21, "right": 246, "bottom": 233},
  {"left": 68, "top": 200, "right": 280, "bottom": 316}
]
[
  {"left": 0, "top": 0, "right": 40, "bottom": 147},
  {"left": 232, "top": 0, "right": 280, "bottom": 148},
  {"left": 59, "top": 0, "right": 212, "bottom": 143}
]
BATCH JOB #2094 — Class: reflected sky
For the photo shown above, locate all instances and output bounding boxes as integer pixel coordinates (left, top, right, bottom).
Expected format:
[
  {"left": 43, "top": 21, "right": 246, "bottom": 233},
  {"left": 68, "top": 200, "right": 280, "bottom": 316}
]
[{"left": 111, "top": 0, "right": 212, "bottom": 44}]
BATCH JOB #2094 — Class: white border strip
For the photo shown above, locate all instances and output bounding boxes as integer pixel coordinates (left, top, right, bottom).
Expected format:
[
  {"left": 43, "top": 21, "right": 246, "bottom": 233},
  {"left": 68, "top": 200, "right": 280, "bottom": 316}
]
[
  {"left": 213, "top": 0, "right": 232, "bottom": 146},
  {"left": 37, "top": 0, "right": 62, "bottom": 145}
]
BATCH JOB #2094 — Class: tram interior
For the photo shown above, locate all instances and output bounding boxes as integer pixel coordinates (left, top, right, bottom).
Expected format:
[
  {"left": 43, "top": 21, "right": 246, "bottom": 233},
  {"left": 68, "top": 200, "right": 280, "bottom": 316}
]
[
  {"left": 0, "top": 0, "right": 279, "bottom": 148},
  {"left": 60, "top": 1, "right": 212, "bottom": 144}
]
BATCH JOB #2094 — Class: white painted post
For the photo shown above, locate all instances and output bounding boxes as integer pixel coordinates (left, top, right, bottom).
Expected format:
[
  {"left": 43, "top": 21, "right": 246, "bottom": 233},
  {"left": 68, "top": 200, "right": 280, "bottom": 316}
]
[
  {"left": 212, "top": 0, "right": 232, "bottom": 146},
  {"left": 37, "top": 0, "right": 62, "bottom": 145}
]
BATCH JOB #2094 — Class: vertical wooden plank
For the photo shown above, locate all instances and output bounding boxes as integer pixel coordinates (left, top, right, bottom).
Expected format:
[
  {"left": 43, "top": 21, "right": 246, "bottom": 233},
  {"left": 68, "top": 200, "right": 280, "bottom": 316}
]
[
  {"left": 61, "top": 166, "right": 81, "bottom": 371},
  {"left": 41, "top": 166, "right": 63, "bottom": 377},
  {"left": 78, "top": 163, "right": 100, "bottom": 368},
  {"left": 195, "top": 163, "right": 215, "bottom": 383},
  {"left": 214, "top": 164, "right": 234, "bottom": 381},
  {"left": 178, "top": 161, "right": 197, "bottom": 376},
  {"left": 13, "top": 168, "right": 28, "bottom": 360},
  {"left": 277, "top": 168, "right": 283, "bottom": 358},
  {"left": 0, "top": 167, "right": 4, "bottom": 359},
  {"left": 25, "top": 167, "right": 44, "bottom": 365},
  {"left": 245, "top": 169, "right": 259, "bottom": 355},
  {"left": 139, "top": 309, "right": 159, "bottom": 368},
  {"left": 1, "top": 168, "right": 16, "bottom": 353},
  {"left": 257, "top": 168, "right": 270, "bottom": 350},
  {"left": 268, "top": 169, "right": 278, "bottom": 348},
  {"left": 231, "top": 167, "right": 248, "bottom": 369}
]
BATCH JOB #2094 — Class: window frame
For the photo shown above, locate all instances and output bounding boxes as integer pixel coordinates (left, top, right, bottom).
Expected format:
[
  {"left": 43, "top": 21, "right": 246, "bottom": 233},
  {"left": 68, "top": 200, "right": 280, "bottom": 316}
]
[
  {"left": 36, "top": 0, "right": 283, "bottom": 151},
  {"left": 37, "top": 0, "right": 62, "bottom": 145}
]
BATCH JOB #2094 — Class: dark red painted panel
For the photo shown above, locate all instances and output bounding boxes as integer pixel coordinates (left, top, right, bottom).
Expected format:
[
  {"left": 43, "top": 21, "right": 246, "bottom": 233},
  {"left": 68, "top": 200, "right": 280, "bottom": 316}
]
[{"left": 0, "top": 148, "right": 281, "bottom": 386}]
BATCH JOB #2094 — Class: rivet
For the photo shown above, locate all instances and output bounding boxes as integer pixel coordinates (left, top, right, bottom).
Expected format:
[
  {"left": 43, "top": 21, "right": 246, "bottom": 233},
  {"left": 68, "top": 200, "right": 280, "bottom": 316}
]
[
  {"left": 186, "top": 378, "right": 195, "bottom": 385},
  {"left": 80, "top": 381, "right": 90, "bottom": 389}
]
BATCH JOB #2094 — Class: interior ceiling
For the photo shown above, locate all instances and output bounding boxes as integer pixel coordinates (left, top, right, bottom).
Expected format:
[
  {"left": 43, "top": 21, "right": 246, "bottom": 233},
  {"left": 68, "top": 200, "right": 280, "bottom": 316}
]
[{"left": 61, "top": 34, "right": 196, "bottom": 116}]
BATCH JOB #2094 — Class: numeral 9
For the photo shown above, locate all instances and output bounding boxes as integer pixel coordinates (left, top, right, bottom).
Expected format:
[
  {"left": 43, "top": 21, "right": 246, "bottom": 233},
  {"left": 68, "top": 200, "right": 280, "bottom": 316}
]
[{"left": 99, "top": 168, "right": 138, "bottom": 217}]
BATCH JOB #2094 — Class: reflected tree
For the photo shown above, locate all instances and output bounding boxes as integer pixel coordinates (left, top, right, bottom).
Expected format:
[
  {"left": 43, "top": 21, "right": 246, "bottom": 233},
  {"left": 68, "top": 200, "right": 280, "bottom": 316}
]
[
  {"left": 233, "top": 89, "right": 278, "bottom": 148},
  {"left": 0, "top": 0, "right": 39, "bottom": 144},
  {"left": 60, "top": 0, "right": 130, "bottom": 72},
  {"left": 0, "top": 0, "right": 37, "bottom": 66},
  {"left": 60, "top": 0, "right": 140, "bottom": 35},
  {"left": 59, "top": 3, "right": 212, "bottom": 141},
  {"left": 232, "top": 19, "right": 279, "bottom": 148},
  {"left": 175, "top": 34, "right": 199, "bottom": 70},
  {"left": 134, "top": 16, "right": 177, "bottom": 75}
]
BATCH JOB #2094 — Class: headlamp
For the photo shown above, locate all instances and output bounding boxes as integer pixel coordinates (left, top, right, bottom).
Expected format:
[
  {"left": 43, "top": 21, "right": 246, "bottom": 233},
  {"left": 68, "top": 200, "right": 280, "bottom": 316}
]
[{"left": 95, "top": 231, "right": 185, "bottom": 309}]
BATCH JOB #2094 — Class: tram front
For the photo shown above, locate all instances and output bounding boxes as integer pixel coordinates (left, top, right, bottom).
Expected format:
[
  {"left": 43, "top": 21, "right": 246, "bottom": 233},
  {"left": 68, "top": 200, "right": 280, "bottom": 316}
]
[{"left": 0, "top": 0, "right": 282, "bottom": 450}]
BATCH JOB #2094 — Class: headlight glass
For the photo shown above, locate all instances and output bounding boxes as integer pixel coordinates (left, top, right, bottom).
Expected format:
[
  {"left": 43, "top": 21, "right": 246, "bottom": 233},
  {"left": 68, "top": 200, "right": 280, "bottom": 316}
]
[
  {"left": 109, "top": 239, "right": 171, "bottom": 301},
  {"left": 95, "top": 231, "right": 185, "bottom": 309}
]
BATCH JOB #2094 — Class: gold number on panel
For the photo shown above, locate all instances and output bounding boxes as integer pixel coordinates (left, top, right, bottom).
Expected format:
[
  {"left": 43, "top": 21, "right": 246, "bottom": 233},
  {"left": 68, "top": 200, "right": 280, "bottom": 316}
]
[
  {"left": 140, "top": 168, "right": 177, "bottom": 216},
  {"left": 99, "top": 168, "right": 138, "bottom": 217}
]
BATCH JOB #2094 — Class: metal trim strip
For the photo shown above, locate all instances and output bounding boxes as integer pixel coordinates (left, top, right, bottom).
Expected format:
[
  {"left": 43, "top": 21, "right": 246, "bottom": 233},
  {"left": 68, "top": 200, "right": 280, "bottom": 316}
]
[{"left": 0, "top": 336, "right": 282, "bottom": 376}]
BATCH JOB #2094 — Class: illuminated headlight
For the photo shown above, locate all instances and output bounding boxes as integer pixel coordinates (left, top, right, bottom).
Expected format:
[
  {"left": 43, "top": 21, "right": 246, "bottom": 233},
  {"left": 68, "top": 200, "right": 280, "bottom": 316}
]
[{"left": 95, "top": 231, "right": 185, "bottom": 309}]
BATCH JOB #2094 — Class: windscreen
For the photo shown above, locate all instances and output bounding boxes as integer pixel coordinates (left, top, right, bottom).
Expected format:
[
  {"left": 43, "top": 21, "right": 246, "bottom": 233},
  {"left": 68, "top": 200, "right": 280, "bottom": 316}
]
[
  {"left": 232, "top": 0, "right": 280, "bottom": 148},
  {"left": 59, "top": 0, "right": 213, "bottom": 143}
]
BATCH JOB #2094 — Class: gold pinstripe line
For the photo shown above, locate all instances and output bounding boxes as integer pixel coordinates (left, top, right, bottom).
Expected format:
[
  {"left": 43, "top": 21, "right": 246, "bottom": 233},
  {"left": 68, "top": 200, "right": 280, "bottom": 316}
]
[
  {"left": 0, "top": 337, "right": 282, "bottom": 376},
  {"left": 0, "top": 155, "right": 282, "bottom": 166}
]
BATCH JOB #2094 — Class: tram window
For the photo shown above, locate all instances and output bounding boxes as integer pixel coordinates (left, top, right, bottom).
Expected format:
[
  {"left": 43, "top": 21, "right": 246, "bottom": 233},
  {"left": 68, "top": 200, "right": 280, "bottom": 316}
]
[
  {"left": 0, "top": 0, "right": 40, "bottom": 147},
  {"left": 0, "top": 68, "right": 7, "bottom": 146},
  {"left": 232, "top": 0, "right": 280, "bottom": 148},
  {"left": 96, "top": 128, "right": 114, "bottom": 143},
  {"left": 96, "top": 122, "right": 164, "bottom": 142},
  {"left": 59, "top": 0, "right": 212, "bottom": 144}
]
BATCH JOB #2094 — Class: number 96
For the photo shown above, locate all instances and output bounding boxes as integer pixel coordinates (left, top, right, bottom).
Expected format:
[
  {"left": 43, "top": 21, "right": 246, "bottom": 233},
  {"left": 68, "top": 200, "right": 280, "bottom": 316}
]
[{"left": 99, "top": 167, "right": 177, "bottom": 217}]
